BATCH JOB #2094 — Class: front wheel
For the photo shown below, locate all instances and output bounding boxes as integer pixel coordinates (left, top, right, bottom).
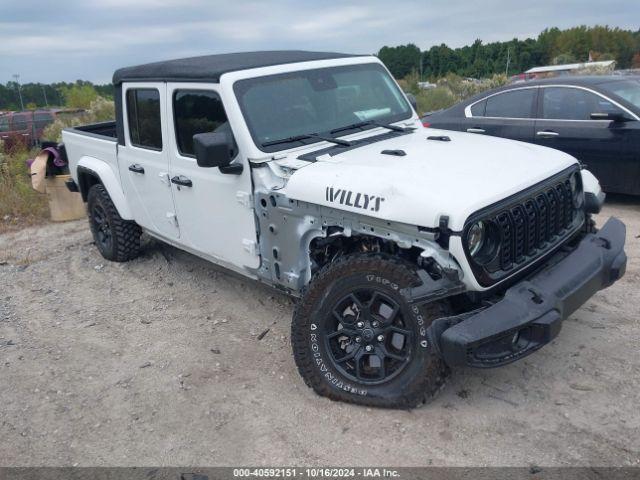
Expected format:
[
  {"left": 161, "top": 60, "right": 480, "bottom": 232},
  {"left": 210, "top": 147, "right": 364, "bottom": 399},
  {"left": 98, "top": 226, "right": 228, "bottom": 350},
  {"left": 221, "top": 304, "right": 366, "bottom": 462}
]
[{"left": 292, "top": 254, "right": 450, "bottom": 408}]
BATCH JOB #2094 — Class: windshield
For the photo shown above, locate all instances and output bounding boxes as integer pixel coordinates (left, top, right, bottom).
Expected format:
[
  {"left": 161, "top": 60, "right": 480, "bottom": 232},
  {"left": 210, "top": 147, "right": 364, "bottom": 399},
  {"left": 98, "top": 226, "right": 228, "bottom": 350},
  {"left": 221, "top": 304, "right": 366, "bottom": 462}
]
[
  {"left": 600, "top": 78, "right": 640, "bottom": 110},
  {"left": 234, "top": 63, "right": 413, "bottom": 152}
]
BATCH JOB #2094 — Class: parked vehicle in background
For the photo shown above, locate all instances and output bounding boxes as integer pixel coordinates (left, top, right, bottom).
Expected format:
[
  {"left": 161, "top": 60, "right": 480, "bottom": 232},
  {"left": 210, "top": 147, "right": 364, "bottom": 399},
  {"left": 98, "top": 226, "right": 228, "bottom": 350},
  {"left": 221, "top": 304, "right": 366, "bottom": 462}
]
[
  {"left": 423, "top": 76, "right": 640, "bottom": 195},
  {"left": 61, "top": 51, "right": 626, "bottom": 408},
  {"left": 0, "top": 109, "right": 77, "bottom": 151}
]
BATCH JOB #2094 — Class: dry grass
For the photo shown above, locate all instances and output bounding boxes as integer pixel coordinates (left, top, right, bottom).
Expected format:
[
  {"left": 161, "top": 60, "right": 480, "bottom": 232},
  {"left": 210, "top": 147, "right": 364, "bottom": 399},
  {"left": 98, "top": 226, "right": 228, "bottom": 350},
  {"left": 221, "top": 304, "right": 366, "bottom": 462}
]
[{"left": 0, "top": 143, "right": 49, "bottom": 233}]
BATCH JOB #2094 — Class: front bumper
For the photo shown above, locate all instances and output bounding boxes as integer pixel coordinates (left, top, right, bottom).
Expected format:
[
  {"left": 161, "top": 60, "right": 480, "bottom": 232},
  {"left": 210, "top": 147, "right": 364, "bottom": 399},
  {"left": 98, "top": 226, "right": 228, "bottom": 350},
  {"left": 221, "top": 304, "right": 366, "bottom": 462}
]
[{"left": 439, "top": 217, "right": 627, "bottom": 368}]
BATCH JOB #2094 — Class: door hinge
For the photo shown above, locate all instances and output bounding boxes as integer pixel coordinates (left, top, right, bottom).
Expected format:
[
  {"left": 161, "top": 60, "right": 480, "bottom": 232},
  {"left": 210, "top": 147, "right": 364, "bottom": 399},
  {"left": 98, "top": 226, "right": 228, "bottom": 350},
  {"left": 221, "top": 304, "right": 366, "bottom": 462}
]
[
  {"left": 242, "top": 239, "right": 257, "bottom": 255},
  {"left": 166, "top": 212, "right": 179, "bottom": 228},
  {"left": 236, "top": 191, "right": 253, "bottom": 208}
]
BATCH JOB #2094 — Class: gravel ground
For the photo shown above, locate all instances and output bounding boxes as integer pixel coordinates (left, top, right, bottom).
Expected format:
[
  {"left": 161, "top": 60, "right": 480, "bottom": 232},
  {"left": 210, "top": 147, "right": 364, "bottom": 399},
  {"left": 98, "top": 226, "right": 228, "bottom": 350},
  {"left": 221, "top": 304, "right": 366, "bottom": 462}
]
[{"left": 0, "top": 197, "right": 638, "bottom": 467}]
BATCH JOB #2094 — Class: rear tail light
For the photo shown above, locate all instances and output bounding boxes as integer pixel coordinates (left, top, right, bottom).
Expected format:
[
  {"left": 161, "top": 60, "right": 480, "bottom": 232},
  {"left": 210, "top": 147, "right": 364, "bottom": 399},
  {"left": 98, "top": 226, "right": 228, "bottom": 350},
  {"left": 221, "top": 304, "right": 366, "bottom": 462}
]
[{"left": 422, "top": 121, "right": 431, "bottom": 128}]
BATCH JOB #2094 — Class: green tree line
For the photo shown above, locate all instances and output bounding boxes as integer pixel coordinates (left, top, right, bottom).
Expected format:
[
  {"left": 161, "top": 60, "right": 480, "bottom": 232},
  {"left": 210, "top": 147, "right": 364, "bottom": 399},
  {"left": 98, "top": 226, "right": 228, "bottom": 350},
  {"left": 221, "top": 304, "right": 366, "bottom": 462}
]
[
  {"left": 379, "top": 25, "right": 640, "bottom": 79},
  {"left": 0, "top": 80, "right": 113, "bottom": 111}
]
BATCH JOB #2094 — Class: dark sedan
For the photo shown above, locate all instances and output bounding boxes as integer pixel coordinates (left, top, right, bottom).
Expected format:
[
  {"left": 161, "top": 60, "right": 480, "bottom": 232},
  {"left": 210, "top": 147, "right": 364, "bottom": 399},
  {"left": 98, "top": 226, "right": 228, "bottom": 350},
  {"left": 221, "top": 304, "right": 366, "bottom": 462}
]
[{"left": 423, "top": 76, "right": 640, "bottom": 195}]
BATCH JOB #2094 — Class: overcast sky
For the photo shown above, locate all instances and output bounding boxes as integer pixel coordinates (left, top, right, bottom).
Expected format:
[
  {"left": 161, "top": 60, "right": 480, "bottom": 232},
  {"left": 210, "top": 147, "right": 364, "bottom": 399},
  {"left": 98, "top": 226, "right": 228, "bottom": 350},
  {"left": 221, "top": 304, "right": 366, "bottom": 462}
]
[{"left": 1, "top": 0, "right": 637, "bottom": 84}]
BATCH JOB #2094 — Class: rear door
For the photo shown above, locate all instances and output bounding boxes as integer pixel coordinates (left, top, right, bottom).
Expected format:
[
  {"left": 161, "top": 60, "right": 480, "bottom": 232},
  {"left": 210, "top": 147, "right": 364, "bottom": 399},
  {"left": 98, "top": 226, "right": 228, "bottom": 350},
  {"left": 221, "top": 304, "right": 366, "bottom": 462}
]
[
  {"left": 462, "top": 87, "right": 537, "bottom": 143},
  {"left": 166, "top": 83, "right": 259, "bottom": 269},
  {"left": 534, "top": 86, "right": 631, "bottom": 192},
  {"left": 117, "top": 84, "right": 179, "bottom": 240}
]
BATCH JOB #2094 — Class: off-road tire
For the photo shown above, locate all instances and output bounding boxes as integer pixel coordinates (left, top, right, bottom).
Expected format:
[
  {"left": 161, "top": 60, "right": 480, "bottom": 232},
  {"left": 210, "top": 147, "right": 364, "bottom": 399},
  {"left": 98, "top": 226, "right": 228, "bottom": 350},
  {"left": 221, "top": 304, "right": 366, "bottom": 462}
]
[
  {"left": 87, "top": 184, "right": 141, "bottom": 262},
  {"left": 292, "top": 254, "right": 451, "bottom": 408}
]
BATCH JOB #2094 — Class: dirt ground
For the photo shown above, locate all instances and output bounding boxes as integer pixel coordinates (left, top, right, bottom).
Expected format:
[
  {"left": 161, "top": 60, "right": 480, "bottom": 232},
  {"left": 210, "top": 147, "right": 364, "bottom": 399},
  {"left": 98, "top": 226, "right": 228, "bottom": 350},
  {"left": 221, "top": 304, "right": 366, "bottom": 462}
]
[{"left": 0, "top": 197, "right": 638, "bottom": 467}]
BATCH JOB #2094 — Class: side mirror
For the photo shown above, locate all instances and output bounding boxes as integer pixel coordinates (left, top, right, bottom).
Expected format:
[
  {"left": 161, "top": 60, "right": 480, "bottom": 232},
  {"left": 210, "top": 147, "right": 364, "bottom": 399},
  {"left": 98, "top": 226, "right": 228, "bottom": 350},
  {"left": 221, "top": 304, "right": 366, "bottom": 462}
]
[
  {"left": 193, "top": 131, "right": 242, "bottom": 175},
  {"left": 590, "top": 111, "right": 631, "bottom": 122},
  {"left": 405, "top": 92, "right": 418, "bottom": 112}
]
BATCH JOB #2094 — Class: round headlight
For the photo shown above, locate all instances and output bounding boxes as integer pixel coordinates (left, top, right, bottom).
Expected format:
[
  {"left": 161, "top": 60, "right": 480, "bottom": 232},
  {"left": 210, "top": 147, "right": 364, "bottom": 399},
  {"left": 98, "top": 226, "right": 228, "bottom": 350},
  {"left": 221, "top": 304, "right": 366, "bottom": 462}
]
[{"left": 467, "top": 221, "right": 485, "bottom": 257}]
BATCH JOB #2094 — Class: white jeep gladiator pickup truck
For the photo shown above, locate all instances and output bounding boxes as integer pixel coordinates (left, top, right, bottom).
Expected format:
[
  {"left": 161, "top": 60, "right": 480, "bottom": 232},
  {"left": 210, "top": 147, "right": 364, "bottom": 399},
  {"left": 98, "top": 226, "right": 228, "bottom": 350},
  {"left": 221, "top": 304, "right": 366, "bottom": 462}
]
[{"left": 62, "top": 51, "right": 627, "bottom": 408}]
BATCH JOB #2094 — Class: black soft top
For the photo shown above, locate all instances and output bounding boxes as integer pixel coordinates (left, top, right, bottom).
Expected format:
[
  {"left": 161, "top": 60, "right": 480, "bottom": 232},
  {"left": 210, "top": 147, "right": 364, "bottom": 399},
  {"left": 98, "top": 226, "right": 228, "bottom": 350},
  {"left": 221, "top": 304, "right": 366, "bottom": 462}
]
[{"left": 112, "top": 50, "right": 365, "bottom": 85}]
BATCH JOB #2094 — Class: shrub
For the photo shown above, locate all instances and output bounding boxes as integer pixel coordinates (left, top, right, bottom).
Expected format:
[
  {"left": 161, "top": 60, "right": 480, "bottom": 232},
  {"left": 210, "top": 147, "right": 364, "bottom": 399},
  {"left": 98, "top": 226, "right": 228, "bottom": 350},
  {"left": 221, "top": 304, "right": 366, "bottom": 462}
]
[
  {"left": 408, "top": 72, "right": 508, "bottom": 115},
  {"left": 415, "top": 87, "right": 457, "bottom": 113},
  {"left": 0, "top": 141, "right": 48, "bottom": 231},
  {"left": 42, "top": 95, "right": 115, "bottom": 143},
  {"left": 89, "top": 95, "right": 116, "bottom": 122},
  {"left": 41, "top": 116, "right": 84, "bottom": 143},
  {"left": 59, "top": 84, "right": 99, "bottom": 109}
]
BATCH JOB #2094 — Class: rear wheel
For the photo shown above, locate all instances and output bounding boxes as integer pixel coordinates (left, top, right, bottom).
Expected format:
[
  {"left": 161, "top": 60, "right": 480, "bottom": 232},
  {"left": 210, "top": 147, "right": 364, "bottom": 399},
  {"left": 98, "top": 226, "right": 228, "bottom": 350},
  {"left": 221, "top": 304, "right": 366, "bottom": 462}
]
[
  {"left": 292, "top": 254, "right": 450, "bottom": 408},
  {"left": 87, "top": 184, "right": 141, "bottom": 262}
]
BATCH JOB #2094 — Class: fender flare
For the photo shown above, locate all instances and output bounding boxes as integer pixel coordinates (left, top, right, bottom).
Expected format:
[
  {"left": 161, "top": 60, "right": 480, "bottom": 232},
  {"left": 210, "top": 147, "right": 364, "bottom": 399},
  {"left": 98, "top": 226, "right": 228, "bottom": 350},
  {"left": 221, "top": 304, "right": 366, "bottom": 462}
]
[{"left": 76, "top": 156, "right": 134, "bottom": 220}]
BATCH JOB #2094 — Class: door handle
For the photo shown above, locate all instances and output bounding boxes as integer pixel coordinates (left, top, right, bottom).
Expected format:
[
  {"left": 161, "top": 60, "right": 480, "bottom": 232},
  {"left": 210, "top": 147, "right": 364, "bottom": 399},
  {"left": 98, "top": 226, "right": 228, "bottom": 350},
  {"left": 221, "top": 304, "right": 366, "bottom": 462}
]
[
  {"left": 466, "top": 128, "right": 485, "bottom": 133},
  {"left": 536, "top": 130, "right": 559, "bottom": 138},
  {"left": 171, "top": 175, "right": 193, "bottom": 187},
  {"left": 128, "top": 164, "right": 145, "bottom": 174}
]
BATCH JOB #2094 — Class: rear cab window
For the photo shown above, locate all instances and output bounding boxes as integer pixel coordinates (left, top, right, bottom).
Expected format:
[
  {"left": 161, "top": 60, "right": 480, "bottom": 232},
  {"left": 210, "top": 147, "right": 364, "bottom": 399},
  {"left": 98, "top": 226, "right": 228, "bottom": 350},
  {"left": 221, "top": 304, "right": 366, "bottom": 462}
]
[
  {"left": 0, "top": 116, "right": 8, "bottom": 132},
  {"left": 173, "top": 90, "right": 230, "bottom": 157},
  {"left": 126, "top": 88, "right": 163, "bottom": 150}
]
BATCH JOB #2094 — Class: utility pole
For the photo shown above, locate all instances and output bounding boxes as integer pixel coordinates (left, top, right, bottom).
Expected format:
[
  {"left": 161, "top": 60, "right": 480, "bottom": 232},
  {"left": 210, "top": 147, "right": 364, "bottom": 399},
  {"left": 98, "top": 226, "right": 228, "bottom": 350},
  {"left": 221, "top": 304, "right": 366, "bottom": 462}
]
[
  {"left": 41, "top": 85, "right": 49, "bottom": 107},
  {"left": 505, "top": 47, "right": 511, "bottom": 77},
  {"left": 12, "top": 74, "right": 24, "bottom": 110}
]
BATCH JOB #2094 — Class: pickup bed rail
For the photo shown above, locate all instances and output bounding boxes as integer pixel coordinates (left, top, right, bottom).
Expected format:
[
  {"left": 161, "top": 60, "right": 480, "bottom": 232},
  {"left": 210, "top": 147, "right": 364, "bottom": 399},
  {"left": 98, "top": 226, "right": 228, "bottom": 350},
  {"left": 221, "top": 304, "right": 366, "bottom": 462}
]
[{"left": 69, "top": 121, "right": 118, "bottom": 140}]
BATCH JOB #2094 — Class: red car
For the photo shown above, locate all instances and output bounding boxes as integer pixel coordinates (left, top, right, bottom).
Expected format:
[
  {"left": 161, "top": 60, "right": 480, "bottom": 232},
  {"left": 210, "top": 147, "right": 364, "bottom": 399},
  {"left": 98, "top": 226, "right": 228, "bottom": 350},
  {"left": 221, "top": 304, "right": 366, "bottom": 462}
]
[{"left": 0, "top": 110, "right": 57, "bottom": 150}]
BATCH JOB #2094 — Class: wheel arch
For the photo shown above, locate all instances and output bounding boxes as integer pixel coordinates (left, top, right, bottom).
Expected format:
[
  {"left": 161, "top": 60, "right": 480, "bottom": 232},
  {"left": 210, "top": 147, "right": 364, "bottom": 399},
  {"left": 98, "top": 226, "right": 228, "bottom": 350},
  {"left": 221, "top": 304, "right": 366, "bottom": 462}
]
[
  {"left": 76, "top": 158, "right": 134, "bottom": 220},
  {"left": 253, "top": 191, "right": 460, "bottom": 295}
]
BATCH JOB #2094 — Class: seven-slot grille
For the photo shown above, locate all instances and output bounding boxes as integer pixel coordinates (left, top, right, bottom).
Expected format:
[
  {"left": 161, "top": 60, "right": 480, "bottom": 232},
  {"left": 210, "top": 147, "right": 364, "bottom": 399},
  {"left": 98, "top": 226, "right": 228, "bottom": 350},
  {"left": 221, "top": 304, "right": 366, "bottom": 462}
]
[{"left": 490, "top": 176, "right": 579, "bottom": 272}]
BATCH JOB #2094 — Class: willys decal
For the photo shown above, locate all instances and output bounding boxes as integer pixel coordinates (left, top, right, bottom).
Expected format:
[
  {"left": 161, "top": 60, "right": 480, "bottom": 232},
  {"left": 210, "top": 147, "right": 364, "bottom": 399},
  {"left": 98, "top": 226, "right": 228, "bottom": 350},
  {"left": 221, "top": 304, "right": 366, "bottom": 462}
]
[{"left": 325, "top": 186, "right": 385, "bottom": 212}]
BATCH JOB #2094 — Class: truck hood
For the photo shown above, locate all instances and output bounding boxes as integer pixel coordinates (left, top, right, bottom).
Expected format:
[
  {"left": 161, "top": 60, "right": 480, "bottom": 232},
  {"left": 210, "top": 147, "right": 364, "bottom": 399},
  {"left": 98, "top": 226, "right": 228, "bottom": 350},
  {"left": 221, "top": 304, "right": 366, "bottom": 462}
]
[{"left": 282, "top": 128, "right": 578, "bottom": 231}]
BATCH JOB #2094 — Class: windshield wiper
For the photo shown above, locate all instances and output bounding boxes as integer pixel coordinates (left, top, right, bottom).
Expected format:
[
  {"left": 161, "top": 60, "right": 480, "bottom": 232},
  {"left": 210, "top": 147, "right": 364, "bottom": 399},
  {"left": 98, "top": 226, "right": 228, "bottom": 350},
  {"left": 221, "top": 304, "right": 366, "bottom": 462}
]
[
  {"left": 261, "top": 133, "right": 352, "bottom": 148},
  {"left": 330, "top": 120, "right": 414, "bottom": 135}
]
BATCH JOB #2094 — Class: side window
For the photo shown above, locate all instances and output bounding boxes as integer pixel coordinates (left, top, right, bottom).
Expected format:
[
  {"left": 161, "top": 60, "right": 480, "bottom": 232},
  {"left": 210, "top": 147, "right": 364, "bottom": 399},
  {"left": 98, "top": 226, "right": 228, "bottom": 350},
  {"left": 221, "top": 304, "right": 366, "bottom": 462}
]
[
  {"left": 126, "top": 89, "right": 162, "bottom": 150},
  {"left": 0, "top": 116, "right": 8, "bottom": 132},
  {"left": 484, "top": 89, "right": 535, "bottom": 118},
  {"left": 470, "top": 99, "right": 486, "bottom": 116},
  {"left": 542, "top": 87, "right": 623, "bottom": 120},
  {"left": 34, "top": 112, "right": 54, "bottom": 129},
  {"left": 173, "top": 90, "right": 229, "bottom": 157},
  {"left": 11, "top": 113, "right": 30, "bottom": 131}
]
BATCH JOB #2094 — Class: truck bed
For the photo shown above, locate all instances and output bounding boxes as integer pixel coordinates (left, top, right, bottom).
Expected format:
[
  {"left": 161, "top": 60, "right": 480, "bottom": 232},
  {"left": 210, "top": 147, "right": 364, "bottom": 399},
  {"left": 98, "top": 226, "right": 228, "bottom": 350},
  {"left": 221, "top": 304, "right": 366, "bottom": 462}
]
[
  {"left": 70, "top": 121, "right": 118, "bottom": 139},
  {"left": 62, "top": 121, "right": 119, "bottom": 187}
]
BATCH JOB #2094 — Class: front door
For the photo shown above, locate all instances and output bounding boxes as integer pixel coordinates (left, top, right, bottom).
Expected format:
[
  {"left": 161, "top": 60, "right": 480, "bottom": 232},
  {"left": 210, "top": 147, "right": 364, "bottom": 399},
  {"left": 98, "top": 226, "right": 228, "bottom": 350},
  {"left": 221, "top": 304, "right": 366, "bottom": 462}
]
[
  {"left": 117, "top": 84, "right": 179, "bottom": 239},
  {"left": 166, "top": 84, "right": 259, "bottom": 269},
  {"left": 534, "top": 86, "right": 630, "bottom": 192}
]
